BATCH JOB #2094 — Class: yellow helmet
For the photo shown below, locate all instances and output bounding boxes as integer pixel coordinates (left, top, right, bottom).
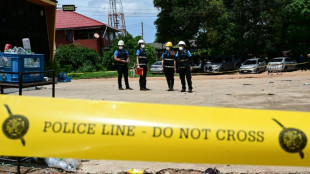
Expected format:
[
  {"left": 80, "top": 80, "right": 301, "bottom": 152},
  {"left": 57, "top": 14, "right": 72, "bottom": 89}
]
[{"left": 165, "top": 42, "right": 173, "bottom": 47}]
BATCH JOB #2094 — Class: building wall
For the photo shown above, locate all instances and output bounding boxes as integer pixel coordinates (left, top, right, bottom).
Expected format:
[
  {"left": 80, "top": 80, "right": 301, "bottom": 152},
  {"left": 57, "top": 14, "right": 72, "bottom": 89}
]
[
  {"left": 56, "top": 28, "right": 113, "bottom": 55},
  {"left": 74, "top": 39, "right": 99, "bottom": 52},
  {"left": 55, "top": 30, "right": 72, "bottom": 47}
]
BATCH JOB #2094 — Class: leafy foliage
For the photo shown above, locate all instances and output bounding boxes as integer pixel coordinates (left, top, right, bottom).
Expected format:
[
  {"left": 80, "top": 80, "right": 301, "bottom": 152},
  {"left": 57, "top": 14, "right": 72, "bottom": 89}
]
[
  {"left": 154, "top": 0, "right": 310, "bottom": 58},
  {"left": 45, "top": 59, "right": 60, "bottom": 77},
  {"left": 55, "top": 44, "right": 102, "bottom": 72}
]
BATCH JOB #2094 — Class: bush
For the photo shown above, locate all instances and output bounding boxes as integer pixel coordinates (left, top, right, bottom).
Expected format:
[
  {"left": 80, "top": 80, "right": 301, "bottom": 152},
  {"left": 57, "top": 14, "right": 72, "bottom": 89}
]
[
  {"left": 45, "top": 59, "right": 60, "bottom": 77},
  {"left": 55, "top": 44, "right": 102, "bottom": 73}
]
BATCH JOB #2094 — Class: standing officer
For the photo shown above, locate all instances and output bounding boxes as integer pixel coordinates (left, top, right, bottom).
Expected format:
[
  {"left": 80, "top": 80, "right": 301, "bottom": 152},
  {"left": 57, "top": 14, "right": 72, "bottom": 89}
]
[
  {"left": 161, "top": 42, "right": 176, "bottom": 91},
  {"left": 136, "top": 39, "right": 149, "bottom": 91},
  {"left": 176, "top": 41, "right": 193, "bottom": 92},
  {"left": 113, "top": 40, "right": 132, "bottom": 90}
]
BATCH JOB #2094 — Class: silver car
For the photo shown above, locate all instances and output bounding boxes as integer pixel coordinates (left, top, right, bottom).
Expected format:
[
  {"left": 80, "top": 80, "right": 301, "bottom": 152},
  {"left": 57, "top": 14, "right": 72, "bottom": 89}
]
[
  {"left": 150, "top": 61, "right": 163, "bottom": 74},
  {"left": 239, "top": 58, "right": 266, "bottom": 74},
  {"left": 267, "top": 57, "right": 297, "bottom": 73}
]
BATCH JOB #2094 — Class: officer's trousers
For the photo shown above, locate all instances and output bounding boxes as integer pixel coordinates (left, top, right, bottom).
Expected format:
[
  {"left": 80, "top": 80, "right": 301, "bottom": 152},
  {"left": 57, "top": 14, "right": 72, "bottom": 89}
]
[
  {"left": 164, "top": 68, "right": 174, "bottom": 89},
  {"left": 178, "top": 67, "right": 192, "bottom": 90},
  {"left": 139, "top": 65, "right": 148, "bottom": 89},
  {"left": 117, "top": 65, "right": 129, "bottom": 88}
]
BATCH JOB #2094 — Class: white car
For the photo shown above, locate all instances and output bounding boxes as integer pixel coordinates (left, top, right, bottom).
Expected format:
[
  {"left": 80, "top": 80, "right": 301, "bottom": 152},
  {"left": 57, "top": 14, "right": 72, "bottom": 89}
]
[
  {"left": 267, "top": 57, "right": 297, "bottom": 73},
  {"left": 239, "top": 58, "right": 266, "bottom": 74},
  {"left": 150, "top": 61, "right": 163, "bottom": 74}
]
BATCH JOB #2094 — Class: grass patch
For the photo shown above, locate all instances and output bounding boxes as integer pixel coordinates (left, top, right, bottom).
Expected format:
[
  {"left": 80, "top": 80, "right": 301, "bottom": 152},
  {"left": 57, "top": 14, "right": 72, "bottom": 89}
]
[
  {"left": 68, "top": 71, "right": 165, "bottom": 79},
  {"left": 69, "top": 71, "right": 118, "bottom": 79}
]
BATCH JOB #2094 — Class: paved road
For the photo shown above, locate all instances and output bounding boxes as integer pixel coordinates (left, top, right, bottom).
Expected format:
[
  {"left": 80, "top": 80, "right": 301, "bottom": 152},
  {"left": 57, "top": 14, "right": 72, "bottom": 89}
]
[{"left": 4, "top": 70, "right": 310, "bottom": 173}]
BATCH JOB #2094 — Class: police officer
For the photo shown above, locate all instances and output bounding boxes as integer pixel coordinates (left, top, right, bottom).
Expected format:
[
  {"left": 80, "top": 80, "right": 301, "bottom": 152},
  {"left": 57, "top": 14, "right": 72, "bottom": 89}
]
[
  {"left": 176, "top": 41, "right": 193, "bottom": 92},
  {"left": 113, "top": 40, "right": 132, "bottom": 90},
  {"left": 161, "top": 42, "right": 176, "bottom": 91},
  {"left": 136, "top": 39, "right": 149, "bottom": 91}
]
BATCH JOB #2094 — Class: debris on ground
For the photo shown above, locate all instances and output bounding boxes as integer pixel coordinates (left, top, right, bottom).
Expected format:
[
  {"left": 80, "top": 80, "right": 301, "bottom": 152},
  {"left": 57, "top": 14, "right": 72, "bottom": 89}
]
[{"left": 45, "top": 158, "right": 81, "bottom": 172}]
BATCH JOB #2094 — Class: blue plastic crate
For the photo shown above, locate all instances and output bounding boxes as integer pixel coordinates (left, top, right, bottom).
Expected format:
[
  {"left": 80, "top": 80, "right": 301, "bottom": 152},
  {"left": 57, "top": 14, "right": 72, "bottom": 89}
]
[
  {"left": 58, "top": 72, "right": 67, "bottom": 80},
  {"left": 58, "top": 72, "right": 71, "bottom": 83},
  {"left": 59, "top": 77, "right": 71, "bottom": 82},
  {"left": 0, "top": 52, "right": 44, "bottom": 82}
]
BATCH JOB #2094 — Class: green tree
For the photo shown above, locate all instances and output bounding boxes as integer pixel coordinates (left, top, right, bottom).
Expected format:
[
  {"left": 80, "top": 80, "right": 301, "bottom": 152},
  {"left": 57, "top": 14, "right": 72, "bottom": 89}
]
[
  {"left": 154, "top": 0, "right": 202, "bottom": 45},
  {"left": 285, "top": 0, "right": 310, "bottom": 56},
  {"left": 154, "top": 0, "right": 310, "bottom": 58}
]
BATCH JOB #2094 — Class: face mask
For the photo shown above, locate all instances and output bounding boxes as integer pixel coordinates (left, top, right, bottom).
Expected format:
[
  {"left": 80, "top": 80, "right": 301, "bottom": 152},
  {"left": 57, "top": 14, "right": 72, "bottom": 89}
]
[
  {"left": 166, "top": 47, "right": 170, "bottom": 51},
  {"left": 119, "top": 46, "right": 123, "bottom": 50},
  {"left": 179, "top": 46, "right": 183, "bottom": 51},
  {"left": 141, "top": 44, "right": 145, "bottom": 49}
]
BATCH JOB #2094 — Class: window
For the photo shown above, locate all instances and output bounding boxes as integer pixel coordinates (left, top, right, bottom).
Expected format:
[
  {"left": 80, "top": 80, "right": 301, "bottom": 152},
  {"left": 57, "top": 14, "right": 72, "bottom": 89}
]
[
  {"left": 244, "top": 60, "right": 257, "bottom": 65},
  {"left": 24, "top": 57, "right": 40, "bottom": 68},
  {"left": 66, "top": 30, "right": 73, "bottom": 42},
  {"left": 269, "top": 59, "right": 283, "bottom": 63},
  {"left": 0, "top": 57, "right": 11, "bottom": 68},
  {"left": 286, "top": 58, "right": 293, "bottom": 62}
]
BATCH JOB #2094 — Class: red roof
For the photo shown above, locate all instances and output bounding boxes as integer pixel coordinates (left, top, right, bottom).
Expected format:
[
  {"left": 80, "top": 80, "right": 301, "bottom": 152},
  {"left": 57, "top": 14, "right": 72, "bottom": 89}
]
[{"left": 56, "top": 10, "right": 109, "bottom": 29}]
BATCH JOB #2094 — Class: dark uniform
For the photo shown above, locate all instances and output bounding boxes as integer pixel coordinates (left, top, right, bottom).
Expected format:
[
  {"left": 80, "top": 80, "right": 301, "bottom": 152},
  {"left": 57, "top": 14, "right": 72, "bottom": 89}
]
[
  {"left": 176, "top": 49, "right": 193, "bottom": 91},
  {"left": 114, "top": 49, "right": 129, "bottom": 89},
  {"left": 136, "top": 48, "right": 148, "bottom": 90},
  {"left": 162, "top": 50, "right": 175, "bottom": 90}
]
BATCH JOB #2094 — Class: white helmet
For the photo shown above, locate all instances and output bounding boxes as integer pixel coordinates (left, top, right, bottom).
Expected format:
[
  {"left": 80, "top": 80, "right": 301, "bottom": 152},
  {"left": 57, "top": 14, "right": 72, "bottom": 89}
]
[
  {"left": 118, "top": 40, "right": 125, "bottom": 46},
  {"left": 178, "top": 41, "right": 186, "bottom": 46},
  {"left": 138, "top": 39, "right": 145, "bottom": 45}
]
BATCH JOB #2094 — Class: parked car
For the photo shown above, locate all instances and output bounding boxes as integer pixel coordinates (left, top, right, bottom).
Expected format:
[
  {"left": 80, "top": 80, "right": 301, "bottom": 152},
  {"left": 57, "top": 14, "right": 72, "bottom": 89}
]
[
  {"left": 203, "top": 55, "right": 241, "bottom": 73},
  {"left": 150, "top": 61, "right": 163, "bottom": 74},
  {"left": 239, "top": 58, "right": 266, "bottom": 74},
  {"left": 192, "top": 55, "right": 202, "bottom": 72},
  {"left": 266, "top": 57, "right": 297, "bottom": 73}
]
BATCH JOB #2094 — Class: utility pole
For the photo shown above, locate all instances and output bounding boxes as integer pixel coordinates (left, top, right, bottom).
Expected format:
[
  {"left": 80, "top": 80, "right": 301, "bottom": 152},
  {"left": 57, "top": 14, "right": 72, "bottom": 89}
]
[{"left": 141, "top": 22, "right": 144, "bottom": 40}]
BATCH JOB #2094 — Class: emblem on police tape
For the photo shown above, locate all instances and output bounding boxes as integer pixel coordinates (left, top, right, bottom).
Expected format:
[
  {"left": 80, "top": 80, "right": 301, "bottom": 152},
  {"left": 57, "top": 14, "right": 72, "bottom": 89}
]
[
  {"left": 2, "top": 104, "right": 29, "bottom": 146},
  {"left": 273, "top": 118, "right": 307, "bottom": 159}
]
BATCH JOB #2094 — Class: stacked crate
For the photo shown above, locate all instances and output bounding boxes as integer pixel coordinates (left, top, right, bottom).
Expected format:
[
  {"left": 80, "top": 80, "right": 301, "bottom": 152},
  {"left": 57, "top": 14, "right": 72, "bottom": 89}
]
[{"left": 0, "top": 53, "right": 44, "bottom": 82}]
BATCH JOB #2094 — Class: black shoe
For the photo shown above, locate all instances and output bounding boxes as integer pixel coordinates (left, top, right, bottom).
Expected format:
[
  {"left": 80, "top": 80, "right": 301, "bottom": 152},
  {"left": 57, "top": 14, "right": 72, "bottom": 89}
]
[
  {"left": 119, "top": 87, "right": 124, "bottom": 90},
  {"left": 140, "top": 88, "right": 147, "bottom": 91},
  {"left": 126, "top": 87, "right": 133, "bottom": 90},
  {"left": 188, "top": 89, "right": 193, "bottom": 93},
  {"left": 145, "top": 88, "right": 150, "bottom": 90},
  {"left": 181, "top": 89, "right": 186, "bottom": 92}
]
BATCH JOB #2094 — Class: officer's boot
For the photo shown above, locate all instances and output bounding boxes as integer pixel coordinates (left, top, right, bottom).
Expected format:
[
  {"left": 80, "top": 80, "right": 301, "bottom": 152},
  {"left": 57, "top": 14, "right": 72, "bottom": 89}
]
[
  {"left": 170, "top": 79, "right": 174, "bottom": 91},
  {"left": 167, "top": 79, "right": 171, "bottom": 91},
  {"left": 139, "top": 78, "right": 143, "bottom": 90},
  {"left": 144, "top": 80, "right": 149, "bottom": 90}
]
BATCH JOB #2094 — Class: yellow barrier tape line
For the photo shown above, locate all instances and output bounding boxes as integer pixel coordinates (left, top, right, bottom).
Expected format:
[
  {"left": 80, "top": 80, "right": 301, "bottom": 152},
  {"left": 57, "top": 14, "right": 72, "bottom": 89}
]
[{"left": 0, "top": 95, "right": 309, "bottom": 166}]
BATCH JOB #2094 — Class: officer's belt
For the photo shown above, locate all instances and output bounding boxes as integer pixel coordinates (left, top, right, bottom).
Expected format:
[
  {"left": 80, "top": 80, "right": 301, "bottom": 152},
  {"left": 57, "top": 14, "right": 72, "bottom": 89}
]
[
  {"left": 164, "top": 66, "right": 174, "bottom": 68},
  {"left": 164, "top": 59, "right": 174, "bottom": 61},
  {"left": 139, "top": 56, "right": 147, "bottom": 59}
]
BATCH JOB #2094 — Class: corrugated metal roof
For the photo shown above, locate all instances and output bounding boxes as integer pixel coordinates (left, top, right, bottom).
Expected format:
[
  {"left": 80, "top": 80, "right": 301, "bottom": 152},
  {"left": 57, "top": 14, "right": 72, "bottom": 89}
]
[{"left": 56, "top": 10, "right": 118, "bottom": 31}]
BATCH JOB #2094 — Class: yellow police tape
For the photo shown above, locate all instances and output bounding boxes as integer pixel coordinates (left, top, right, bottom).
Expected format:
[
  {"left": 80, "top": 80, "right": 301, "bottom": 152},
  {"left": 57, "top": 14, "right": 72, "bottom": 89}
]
[{"left": 0, "top": 95, "right": 309, "bottom": 166}]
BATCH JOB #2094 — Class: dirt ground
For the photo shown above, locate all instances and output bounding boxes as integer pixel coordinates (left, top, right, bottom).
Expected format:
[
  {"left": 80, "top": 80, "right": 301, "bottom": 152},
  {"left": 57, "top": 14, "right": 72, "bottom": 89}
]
[{"left": 3, "top": 70, "right": 310, "bottom": 173}]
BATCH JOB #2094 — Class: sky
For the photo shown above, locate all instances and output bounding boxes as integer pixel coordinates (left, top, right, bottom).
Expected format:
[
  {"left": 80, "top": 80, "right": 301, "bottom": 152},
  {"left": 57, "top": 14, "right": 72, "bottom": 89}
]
[{"left": 56, "top": 0, "right": 159, "bottom": 43}]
